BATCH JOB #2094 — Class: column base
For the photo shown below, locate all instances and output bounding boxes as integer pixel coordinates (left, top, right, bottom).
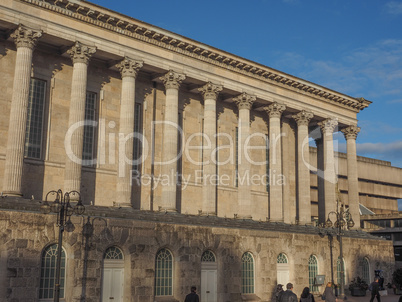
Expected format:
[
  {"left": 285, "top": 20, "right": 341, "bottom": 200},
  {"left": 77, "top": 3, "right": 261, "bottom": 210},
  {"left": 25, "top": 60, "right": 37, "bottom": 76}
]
[
  {"left": 158, "top": 206, "right": 178, "bottom": 213},
  {"left": 1, "top": 191, "right": 22, "bottom": 197},
  {"left": 200, "top": 211, "right": 217, "bottom": 217},
  {"left": 119, "top": 202, "right": 133, "bottom": 208},
  {"left": 235, "top": 214, "right": 253, "bottom": 220},
  {"left": 269, "top": 218, "right": 284, "bottom": 223},
  {"left": 298, "top": 220, "right": 314, "bottom": 226}
]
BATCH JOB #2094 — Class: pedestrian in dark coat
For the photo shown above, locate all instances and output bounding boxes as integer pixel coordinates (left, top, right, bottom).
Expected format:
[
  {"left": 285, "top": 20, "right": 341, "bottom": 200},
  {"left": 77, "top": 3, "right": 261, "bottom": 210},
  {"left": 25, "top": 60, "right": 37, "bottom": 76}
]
[
  {"left": 300, "top": 287, "right": 315, "bottom": 302},
  {"left": 322, "top": 282, "right": 336, "bottom": 302},
  {"left": 275, "top": 284, "right": 284, "bottom": 302},
  {"left": 369, "top": 278, "right": 381, "bottom": 302},
  {"left": 279, "top": 283, "right": 298, "bottom": 302},
  {"left": 185, "top": 286, "right": 199, "bottom": 302}
]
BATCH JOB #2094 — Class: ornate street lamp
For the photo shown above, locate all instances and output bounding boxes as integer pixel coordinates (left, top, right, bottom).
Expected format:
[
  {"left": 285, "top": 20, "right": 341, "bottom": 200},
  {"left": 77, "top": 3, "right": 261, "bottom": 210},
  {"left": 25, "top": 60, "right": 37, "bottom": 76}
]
[
  {"left": 40, "top": 189, "right": 85, "bottom": 302},
  {"left": 319, "top": 184, "right": 354, "bottom": 299}
]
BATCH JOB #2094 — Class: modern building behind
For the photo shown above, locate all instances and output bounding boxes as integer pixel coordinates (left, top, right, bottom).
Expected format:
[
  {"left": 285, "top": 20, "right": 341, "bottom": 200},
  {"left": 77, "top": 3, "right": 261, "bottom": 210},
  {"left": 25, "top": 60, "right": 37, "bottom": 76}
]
[{"left": 0, "top": 0, "right": 400, "bottom": 301}]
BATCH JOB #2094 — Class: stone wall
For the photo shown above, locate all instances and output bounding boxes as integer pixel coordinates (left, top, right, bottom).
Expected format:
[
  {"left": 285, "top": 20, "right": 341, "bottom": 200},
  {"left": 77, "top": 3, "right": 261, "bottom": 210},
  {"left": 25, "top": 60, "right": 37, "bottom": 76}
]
[{"left": 0, "top": 199, "right": 395, "bottom": 302}]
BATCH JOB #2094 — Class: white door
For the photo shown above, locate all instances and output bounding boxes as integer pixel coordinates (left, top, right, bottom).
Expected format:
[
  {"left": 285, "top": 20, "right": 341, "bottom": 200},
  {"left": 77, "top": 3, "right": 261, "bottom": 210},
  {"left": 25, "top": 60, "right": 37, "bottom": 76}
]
[
  {"left": 277, "top": 269, "right": 290, "bottom": 286},
  {"left": 102, "top": 267, "right": 124, "bottom": 301},
  {"left": 201, "top": 269, "right": 217, "bottom": 302}
]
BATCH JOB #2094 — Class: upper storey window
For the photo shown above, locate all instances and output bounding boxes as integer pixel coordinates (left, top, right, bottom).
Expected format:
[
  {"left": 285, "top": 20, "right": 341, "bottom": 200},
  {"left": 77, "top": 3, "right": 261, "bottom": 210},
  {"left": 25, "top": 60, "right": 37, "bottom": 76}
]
[
  {"left": 82, "top": 91, "right": 97, "bottom": 164},
  {"left": 24, "top": 78, "right": 46, "bottom": 159}
]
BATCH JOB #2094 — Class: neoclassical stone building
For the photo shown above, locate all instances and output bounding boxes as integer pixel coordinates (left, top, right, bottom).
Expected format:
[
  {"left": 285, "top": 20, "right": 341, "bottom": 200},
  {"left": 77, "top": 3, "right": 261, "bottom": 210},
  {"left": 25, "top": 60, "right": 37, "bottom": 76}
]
[{"left": 0, "top": 0, "right": 400, "bottom": 301}]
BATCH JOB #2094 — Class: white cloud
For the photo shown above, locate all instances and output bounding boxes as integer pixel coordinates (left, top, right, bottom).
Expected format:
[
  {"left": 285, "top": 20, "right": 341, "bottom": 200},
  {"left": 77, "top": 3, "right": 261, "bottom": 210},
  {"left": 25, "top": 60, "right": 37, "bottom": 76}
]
[
  {"left": 357, "top": 141, "right": 402, "bottom": 154},
  {"left": 272, "top": 39, "right": 402, "bottom": 99},
  {"left": 337, "top": 141, "right": 402, "bottom": 168},
  {"left": 385, "top": 2, "right": 402, "bottom": 15},
  {"left": 357, "top": 141, "right": 402, "bottom": 167}
]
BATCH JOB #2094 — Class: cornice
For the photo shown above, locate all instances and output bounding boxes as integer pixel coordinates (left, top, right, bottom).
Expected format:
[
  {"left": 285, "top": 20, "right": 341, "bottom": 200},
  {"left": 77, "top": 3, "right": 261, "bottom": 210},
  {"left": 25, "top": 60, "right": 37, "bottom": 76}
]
[{"left": 19, "top": 0, "right": 372, "bottom": 112}]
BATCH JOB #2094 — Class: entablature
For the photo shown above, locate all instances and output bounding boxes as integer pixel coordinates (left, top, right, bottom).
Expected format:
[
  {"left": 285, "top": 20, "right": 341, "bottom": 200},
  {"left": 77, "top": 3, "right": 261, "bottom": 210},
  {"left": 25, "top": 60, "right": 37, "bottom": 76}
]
[
  {"left": 0, "top": 0, "right": 366, "bottom": 128},
  {"left": 11, "top": 0, "right": 371, "bottom": 114}
]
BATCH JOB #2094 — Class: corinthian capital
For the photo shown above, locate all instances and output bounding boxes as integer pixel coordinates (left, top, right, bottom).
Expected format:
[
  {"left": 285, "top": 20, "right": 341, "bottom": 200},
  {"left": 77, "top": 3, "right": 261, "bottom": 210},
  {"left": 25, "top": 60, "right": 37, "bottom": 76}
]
[
  {"left": 341, "top": 125, "right": 360, "bottom": 140},
  {"left": 293, "top": 110, "right": 314, "bottom": 126},
  {"left": 67, "top": 42, "right": 96, "bottom": 65},
  {"left": 264, "top": 102, "right": 286, "bottom": 118},
  {"left": 318, "top": 118, "right": 338, "bottom": 133},
  {"left": 198, "top": 82, "right": 223, "bottom": 101},
  {"left": 233, "top": 93, "right": 256, "bottom": 110},
  {"left": 10, "top": 25, "right": 42, "bottom": 49},
  {"left": 160, "top": 70, "right": 186, "bottom": 90},
  {"left": 117, "top": 57, "right": 143, "bottom": 78}
]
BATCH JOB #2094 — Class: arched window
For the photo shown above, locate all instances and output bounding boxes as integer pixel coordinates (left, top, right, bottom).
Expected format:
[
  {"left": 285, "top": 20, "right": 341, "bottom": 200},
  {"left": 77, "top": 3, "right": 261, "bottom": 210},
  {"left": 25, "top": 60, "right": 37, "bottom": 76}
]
[
  {"left": 337, "top": 257, "right": 346, "bottom": 286},
  {"left": 39, "top": 244, "right": 66, "bottom": 300},
  {"left": 201, "top": 250, "right": 217, "bottom": 301},
  {"left": 308, "top": 255, "right": 318, "bottom": 292},
  {"left": 155, "top": 248, "right": 173, "bottom": 296},
  {"left": 277, "top": 253, "right": 288, "bottom": 264},
  {"left": 104, "top": 246, "right": 124, "bottom": 260},
  {"left": 277, "top": 253, "right": 289, "bottom": 286},
  {"left": 201, "top": 250, "right": 216, "bottom": 262},
  {"left": 241, "top": 252, "right": 254, "bottom": 294},
  {"left": 362, "top": 257, "right": 370, "bottom": 284},
  {"left": 102, "top": 246, "right": 124, "bottom": 301}
]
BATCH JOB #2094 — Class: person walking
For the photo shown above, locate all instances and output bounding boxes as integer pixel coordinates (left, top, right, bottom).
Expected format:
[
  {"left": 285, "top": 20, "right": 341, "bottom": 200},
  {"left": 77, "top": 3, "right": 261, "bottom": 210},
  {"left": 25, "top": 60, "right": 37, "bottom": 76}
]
[
  {"left": 274, "top": 284, "right": 284, "bottom": 302},
  {"left": 300, "top": 287, "right": 315, "bottom": 302},
  {"left": 279, "top": 283, "right": 298, "bottom": 302},
  {"left": 184, "top": 286, "right": 199, "bottom": 302},
  {"left": 369, "top": 277, "right": 381, "bottom": 302},
  {"left": 322, "top": 282, "right": 336, "bottom": 302}
]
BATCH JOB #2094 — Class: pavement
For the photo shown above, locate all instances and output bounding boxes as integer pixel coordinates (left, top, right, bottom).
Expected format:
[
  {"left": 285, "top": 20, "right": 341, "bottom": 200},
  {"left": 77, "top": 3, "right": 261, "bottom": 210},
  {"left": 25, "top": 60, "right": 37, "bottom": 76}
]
[{"left": 316, "top": 291, "right": 401, "bottom": 302}]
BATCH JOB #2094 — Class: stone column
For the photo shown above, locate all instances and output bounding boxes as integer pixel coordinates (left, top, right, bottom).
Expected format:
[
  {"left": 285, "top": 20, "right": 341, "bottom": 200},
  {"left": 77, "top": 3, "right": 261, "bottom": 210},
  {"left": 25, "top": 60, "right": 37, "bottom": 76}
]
[
  {"left": 2, "top": 25, "right": 42, "bottom": 196},
  {"left": 159, "top": 70, "right": 186, "bottom": 212},
  {"left": 317, "top": 118, "right": 338, "bottom": 221},
  {"left": 341, "top": 125, "right": 360, "bottom": 229},
  {"left": 64, "top": 42, "right": 96, "bottom": 194},
  {"left": 234, "top": 93, "right": 256, "bottom": 219},
  {"left": 199, "top": 82, "right": 222, "bottom": 215},
  {"left": 293, "top": 110, "right": 314, "bottom": 224},
  {"left": 264, "top": 102, "right": 286, "bottom": 222},
  {"left": 116, "top": 58, "right": 143, "bottom": 207}
]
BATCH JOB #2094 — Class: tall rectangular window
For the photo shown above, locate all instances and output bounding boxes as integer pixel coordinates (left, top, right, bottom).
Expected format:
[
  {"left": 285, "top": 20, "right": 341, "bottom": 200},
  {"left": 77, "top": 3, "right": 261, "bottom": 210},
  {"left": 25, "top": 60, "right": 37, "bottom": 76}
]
[
  {"left": 39, "top": 244, "right": 66, "bottom": 300},
  {"left": 24, "top": 78, "right": 46, "bottom": 159},
  {"left": 241, "top": 252, "right": 255, "bottom": 294},
  {"left": 133, "top": 102, "right": 142, "bottom": 172},
  {"left": 235, "top": 127, "right": 238, "bottom": 187},
  {"left": 177, "top": 111, "right": 183, "bottom": 185},
  {"left": 155, "top": 248, "right": 173, "bottom": 296},
  {"left": 82, "top": 92, "right": 97, "bottom": 164},
  {"left": 266, "top": 134, "right": 269, "bottom": 192}
]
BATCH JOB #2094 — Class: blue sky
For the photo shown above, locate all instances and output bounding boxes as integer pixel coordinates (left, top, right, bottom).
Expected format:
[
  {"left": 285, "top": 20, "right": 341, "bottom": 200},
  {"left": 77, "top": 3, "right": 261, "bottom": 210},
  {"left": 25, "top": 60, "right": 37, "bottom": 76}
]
[{"left": 91, "top": 0, "right": 402, "bottom": 168}]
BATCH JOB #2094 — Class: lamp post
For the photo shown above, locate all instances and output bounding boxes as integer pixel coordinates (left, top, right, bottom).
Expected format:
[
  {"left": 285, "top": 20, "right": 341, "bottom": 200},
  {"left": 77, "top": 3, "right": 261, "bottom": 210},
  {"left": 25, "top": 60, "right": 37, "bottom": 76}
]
[
  {"left": 40, "top": 189, "right": 85, "bottom": 302},
  {"left": 320, "top": 185, "right": 355, "bottom": 299},
  {"left": 80, "top": 217, "right": 108, "bottom": 302}
]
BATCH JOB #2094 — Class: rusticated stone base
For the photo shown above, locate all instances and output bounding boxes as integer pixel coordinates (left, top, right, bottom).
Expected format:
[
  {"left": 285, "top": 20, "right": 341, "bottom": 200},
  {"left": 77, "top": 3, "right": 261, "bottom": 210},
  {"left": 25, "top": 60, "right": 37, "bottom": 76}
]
[{"left": 0, "top": 198, "right": 395, "bottom": 302}]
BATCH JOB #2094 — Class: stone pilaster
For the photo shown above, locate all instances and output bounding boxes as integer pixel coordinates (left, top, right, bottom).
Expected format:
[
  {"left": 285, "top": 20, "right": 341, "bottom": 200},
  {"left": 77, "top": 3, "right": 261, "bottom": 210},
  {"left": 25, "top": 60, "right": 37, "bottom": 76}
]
[
  {"left": 3, "top": 25, "right": 42, "bottom": 196},
  {"left": 293, "top": 110, "right": 314, "bottom": 224},
  {"left": 233, "top": 93, "right": 256, "bottom": 219},
  {"left": 159, "top": 70, "right": 186, "bottom": 212},
  {"left": 116, "top": 58, "right": 143, "bottom": 207},
  {"left": 341, "top": 125, "right": 360, "bottom": 229},
  {"left": 264, "top": 102, "right": 286, "bottom": 221},
  {"left": 199, "top": 82, "right": 222, "bottom": 215},
  {"left": 317, "top": 118, "right": 338, "bottom": 222},
  {"left": 64, "top": 42, "right": 96, "bottom": 194}
]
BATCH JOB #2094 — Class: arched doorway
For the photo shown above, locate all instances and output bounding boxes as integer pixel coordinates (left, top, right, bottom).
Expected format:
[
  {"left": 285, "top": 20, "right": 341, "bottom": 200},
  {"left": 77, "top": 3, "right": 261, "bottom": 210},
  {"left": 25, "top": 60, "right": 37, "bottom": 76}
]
[
  {"left": 201, "top": 250, "right": 217, "bottom": 302},
  {"left": 277, "top": 253, "right": 289, "bottom": 286},
  {"left": 102, "top": 246, "right": 124, "bottom": 302}
]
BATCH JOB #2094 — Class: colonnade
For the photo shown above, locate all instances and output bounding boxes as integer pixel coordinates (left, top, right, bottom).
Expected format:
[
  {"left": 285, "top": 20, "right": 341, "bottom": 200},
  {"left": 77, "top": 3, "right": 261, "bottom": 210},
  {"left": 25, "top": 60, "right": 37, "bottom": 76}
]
[{"left": 2, "top": 24, "right": 361, "bottom": 227}]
